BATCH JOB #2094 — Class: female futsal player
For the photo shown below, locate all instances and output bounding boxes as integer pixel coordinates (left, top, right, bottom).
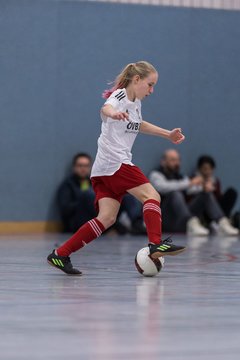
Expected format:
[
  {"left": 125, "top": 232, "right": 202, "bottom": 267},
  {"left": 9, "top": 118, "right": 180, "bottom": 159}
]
[{"left": 48, "top": 61, "right": 186, "bottom": 275}]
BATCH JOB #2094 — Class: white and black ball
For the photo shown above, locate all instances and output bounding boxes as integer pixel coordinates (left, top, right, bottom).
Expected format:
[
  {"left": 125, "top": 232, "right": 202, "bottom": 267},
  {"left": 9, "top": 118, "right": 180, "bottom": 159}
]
[{"left": 135, "top": 247, "right": 164, "bottom": 277}]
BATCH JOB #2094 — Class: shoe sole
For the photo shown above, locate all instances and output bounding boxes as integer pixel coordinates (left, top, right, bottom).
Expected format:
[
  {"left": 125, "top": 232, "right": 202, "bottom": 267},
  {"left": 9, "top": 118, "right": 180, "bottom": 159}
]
[
  {"left": 47, "top": 260, "right": 82, "bottom": 276},
  {"left": 150, "top": 248, "right": 186, "bottom": 259}
]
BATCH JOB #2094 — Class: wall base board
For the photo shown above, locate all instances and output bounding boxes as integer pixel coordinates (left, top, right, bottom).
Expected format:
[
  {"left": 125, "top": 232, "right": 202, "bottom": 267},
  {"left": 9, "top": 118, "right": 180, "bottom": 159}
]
[{"left": 0, "top": 222, "right": 62, "bottom": 234}]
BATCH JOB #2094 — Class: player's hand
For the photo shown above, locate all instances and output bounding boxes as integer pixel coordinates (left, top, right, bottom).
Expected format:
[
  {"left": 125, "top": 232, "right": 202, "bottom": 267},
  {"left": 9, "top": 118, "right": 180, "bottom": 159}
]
[
  {"left": 111, "top": 111, "right": 129, "bottom": 121},
  {"left": 169, "top": 128, "right": 185, "bottom": 144}
]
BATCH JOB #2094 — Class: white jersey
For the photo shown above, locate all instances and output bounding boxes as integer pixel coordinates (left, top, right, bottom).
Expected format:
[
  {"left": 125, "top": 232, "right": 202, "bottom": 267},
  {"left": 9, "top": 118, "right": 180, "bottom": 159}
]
[{"left": 91, "top": 88, "right": 142, "bottom": 177}]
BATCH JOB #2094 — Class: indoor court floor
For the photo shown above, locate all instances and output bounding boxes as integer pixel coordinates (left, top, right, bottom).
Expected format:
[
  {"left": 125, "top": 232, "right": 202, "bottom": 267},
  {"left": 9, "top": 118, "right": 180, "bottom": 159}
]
[{"left": 0, "top": 233, "right": 240, "bottom": 360}]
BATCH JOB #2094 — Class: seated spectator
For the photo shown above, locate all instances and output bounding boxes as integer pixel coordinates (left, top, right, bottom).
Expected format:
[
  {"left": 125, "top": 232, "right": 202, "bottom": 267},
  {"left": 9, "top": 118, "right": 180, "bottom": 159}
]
[
  {"left": 58, "top": 153, "right": 146, "bottom": 234},
  {"left": 190, "top": 155, "right": 238, "bottom": 233},
  {"left": 58, "top": 153, "right": 96, "bottom": 232},
  {"left": 149, "top": 149, "right": 239, "bottom": 236}
]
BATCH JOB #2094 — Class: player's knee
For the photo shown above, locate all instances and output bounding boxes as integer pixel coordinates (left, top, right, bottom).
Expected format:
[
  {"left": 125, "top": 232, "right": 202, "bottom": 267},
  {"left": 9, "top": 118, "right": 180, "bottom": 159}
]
[
  {"left": 97, "top": 214, "right": 117, "bottom": 229},
  {"left": 154, "top": 191, "right": 161, "bottom": 203},
  {"left": 107, "top": 215, "right": 117, "bottom": 227}
]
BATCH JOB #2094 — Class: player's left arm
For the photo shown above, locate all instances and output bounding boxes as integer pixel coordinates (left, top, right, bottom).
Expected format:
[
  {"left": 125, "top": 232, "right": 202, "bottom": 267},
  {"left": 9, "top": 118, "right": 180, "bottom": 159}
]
[{"left": 139, "top": 120, "right": 185, "bottom": 144}]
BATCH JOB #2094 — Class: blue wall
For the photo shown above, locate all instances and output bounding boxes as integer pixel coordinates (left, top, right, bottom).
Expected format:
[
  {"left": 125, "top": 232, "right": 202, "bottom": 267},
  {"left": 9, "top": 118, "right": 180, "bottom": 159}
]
[{"left": 0, "top": 0, "right": 240, "bottom": 221}]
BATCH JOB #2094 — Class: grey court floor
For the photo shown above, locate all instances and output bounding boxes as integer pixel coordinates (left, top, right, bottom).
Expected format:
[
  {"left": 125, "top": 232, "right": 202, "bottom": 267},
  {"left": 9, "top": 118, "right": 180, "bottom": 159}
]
[{"left": 0, "top": 233, "right": 240, "bottom": 360}]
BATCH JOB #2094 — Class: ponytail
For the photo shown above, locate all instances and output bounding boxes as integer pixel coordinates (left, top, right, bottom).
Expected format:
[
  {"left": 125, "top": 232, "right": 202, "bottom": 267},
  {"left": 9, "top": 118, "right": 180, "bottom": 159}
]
[{"left": 102, "top": 61, "right": 157, "bottom": 99}]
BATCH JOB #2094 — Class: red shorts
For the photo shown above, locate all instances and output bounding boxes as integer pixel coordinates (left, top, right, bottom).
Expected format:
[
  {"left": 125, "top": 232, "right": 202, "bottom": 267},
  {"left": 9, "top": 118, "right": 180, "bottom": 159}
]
[{"left": 91, "top": 164, "right": 149, "bottom": 209}]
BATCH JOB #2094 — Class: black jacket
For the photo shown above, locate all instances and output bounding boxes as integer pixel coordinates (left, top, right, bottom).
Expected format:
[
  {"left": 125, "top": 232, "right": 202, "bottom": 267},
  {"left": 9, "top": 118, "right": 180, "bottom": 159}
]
[{"left": 57, "top": 174, "right": 96, "bottom": 232}]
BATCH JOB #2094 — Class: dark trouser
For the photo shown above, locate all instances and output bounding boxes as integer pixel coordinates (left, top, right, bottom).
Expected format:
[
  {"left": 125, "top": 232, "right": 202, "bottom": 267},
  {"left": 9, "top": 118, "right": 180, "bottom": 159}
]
[
  {"left": 161, "top": 191, "right": 224, "bottom": 232},
  {"left": 120, "top": 194, "right": 143, "bottom": 224},
  {"left": 218, "top": 188, "right": 238, "bottom": 217},
  {"left": 63, "top": 191, "right": 97, "bottom": 233}
]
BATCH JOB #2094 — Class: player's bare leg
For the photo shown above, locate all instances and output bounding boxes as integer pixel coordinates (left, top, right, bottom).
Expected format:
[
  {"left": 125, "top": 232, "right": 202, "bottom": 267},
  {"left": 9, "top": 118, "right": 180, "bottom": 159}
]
[
  {"left": 96, "top": 197, "right": 121, "bottom": 228},
  {"left": 127, "top": 183, "right": 186, "bottom": 257}
]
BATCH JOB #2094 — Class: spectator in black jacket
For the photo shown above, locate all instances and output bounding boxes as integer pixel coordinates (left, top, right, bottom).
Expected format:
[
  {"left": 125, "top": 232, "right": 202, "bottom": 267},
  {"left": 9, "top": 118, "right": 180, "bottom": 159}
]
[
  {"left": 58, "top": 153, "right": 96, "bottom": 232},
  {"left": 58, "top": 153, "right": 146, "bottom": 234}
]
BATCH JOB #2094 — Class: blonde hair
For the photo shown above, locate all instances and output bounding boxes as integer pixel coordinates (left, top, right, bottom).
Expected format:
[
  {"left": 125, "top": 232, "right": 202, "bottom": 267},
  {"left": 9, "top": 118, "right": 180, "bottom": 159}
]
[{"left": 102, "top": 61, "right": 157, "bottom": 99}]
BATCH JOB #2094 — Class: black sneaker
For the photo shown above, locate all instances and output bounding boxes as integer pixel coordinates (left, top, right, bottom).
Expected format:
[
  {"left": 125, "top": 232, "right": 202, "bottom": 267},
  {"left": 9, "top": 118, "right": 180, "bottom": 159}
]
[
  {"left": 47, "top": 250, "right": 82, "bottom": 275},
  {"left": 149, "top": 237, "right": 186, "bottom": 259}
]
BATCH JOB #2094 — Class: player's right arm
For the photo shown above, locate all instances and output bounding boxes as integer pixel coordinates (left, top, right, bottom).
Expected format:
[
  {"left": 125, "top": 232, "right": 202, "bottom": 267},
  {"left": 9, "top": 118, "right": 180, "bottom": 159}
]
[{"left": 101, "top": 104, "right": 129, "bottom": 121}]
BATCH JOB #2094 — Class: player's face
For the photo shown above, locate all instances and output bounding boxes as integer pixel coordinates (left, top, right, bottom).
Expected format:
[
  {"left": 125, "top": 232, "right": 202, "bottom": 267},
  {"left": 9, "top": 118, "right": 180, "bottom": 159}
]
[
  {"left": 135, "top": 72, "right": 158, "bottom": 100},
  {"left": 73, "top": 157, "right": 91, "bottom": 178}
]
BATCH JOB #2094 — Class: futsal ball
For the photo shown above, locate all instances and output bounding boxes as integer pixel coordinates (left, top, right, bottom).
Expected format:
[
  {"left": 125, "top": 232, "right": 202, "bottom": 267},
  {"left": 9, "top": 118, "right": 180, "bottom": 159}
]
[{"left": 135, "top": 247, "right": 164, "bottom": 277}]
